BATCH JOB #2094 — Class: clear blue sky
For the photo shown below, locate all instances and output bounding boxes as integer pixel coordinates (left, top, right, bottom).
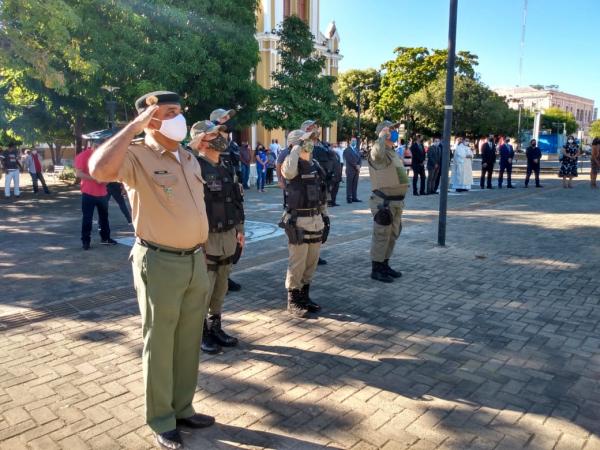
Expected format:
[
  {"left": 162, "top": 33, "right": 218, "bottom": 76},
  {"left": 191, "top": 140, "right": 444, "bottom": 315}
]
[{"left": 320, "top": 0, "right": 598, "bottom": 108}]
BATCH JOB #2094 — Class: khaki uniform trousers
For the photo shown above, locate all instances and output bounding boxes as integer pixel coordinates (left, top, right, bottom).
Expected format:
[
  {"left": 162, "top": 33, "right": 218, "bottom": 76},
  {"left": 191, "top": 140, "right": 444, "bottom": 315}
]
[
  {"left": 284, "top": 213, "right": 323, "bottom": 290},
  {"left": 207, "top": 256, "right": 233, "bottom": 315},
  {"left": 131, "top": 243, "right": 209, "bottom": 433},
  {"left": 369, "top": 197, "right": 404, "bottom": 262}
]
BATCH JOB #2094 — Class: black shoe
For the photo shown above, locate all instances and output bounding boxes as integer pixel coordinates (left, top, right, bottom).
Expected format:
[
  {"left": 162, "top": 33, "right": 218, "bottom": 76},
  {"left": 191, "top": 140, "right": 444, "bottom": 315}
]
[
  {"left": 227, "top": 278, "right": 241, "bottom": 292},
  {"left": 383, "top": 259, "right": 402, "bottom": 278},
  {"left": 487, "top": 186, "right": 494, "bottom": 189},
  {"left": 208, "top": 314, "right": 238, "bottom": 347},
  {"left": 536, "top": 185, "right": 543, "bottom": 188},
  {"left": 352, "top": 198, "right": 362, "bottom": 202},
  {"left": 176, "top": 413, "right": 215, "bottom": 429},
  {"left": 523, "top": 185, "right": 528, "bottom": 188},
  {"left": 507, "top": 185, "right": 515, "bottom": 189},
  {"left": 327, "top": 201, "right": 334, "bottom": 207},
  {"left": 318, "top": 257, "right": 327, "bottom": 265},
  {"left": 301, "top": 284, "right": 321, "bottom": 313},
  {"left": 287, "top": 290, "right": 309, "bottom": 318},
  {"left": 82, "top": 242, "right": 91, "bottom": 251},
  {"left": 419, "top": 191, "right": 426, "bottom": 195},
  {"left": 201, "top": 319, "right": 221, "bottom": 354},
  {"left": 332, "top": 202, "right": 340, "bottom": 207},
  {"left": 155, "top": 430, "right": 183, "bottom": 450},
  {"left": 413, "top": 191, "right": 419, "bottom": 196},
  {"left": 347, "top": 198, "right": 353, "bottom": 203},
  {"left": 100, "top": 238, "right": 118, "bottom": 245},
  {"left": 371, "top": 262, "right": 394, "bottom": 283}
]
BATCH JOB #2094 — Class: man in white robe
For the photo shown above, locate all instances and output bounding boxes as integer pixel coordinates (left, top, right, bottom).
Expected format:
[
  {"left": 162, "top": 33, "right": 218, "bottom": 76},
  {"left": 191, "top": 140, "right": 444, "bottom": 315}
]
[{"left": 451, "top": 138, "right": 473, "bottom": 192}]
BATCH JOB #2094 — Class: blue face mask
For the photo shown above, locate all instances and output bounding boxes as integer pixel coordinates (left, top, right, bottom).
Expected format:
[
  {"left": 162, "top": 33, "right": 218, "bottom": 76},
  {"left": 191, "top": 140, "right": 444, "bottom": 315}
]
[{"left": 390, "top": 130, "right": 399, "bottom": 143}]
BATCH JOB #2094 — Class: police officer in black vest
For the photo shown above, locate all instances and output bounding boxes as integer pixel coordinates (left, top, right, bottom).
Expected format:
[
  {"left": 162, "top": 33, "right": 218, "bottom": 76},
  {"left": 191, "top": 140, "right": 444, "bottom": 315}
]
[
  {"left": 279, "top": 129, "right": 330, "bottom": 317},
  {"left": 210, "top": 108, "right": 243, "bottom": 292},
  {"left": 189, "top": 120, "right": 245, "bottom": 354}
]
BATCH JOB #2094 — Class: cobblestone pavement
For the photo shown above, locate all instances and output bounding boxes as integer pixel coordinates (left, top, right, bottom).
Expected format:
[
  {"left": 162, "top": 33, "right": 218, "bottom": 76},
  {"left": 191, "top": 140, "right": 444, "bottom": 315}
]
[{"left": 1, "top": 170, "right": 599, "bottom": 449}]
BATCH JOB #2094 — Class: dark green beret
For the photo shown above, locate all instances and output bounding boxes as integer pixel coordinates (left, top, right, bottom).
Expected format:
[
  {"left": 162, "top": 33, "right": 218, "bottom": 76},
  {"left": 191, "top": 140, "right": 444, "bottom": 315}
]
[{"left": 135, "top": 91, "right": 180, "bottom": 112}]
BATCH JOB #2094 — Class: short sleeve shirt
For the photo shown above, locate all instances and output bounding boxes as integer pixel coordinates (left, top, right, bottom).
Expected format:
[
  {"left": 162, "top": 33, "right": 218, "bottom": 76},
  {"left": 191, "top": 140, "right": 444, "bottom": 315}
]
[
  {"left": 75, "top": 149, "right": 107, "bottom": 197},
  {"left": 118, "top": 135, "right": 208, "bottom": 249},
  {"left": 276, "top": 147, "right": 290, "bottom": 165}
]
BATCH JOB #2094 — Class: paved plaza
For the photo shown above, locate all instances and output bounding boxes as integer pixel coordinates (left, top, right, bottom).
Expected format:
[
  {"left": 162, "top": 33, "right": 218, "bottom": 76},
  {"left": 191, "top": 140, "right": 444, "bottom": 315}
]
[{"left": 0, "top": 169, "right": 599, "bottom": 449}]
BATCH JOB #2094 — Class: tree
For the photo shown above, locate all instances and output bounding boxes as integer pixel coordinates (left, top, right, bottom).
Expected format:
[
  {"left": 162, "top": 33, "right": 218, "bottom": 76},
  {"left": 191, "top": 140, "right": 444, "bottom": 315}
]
[
  {"left": 336, "top": 69, "right": 381, "bottom": 141},
  {"left": 259, "top": 15, "right": 340, "bottom": 132},
  {"left": 590, "top": 120, "right": 600, "bottom": 139},
  {"left": 1, "top": 0, "right": 262, "bottom": 150},
  {"left": 406, "top": 75, "right": 518, "bottom": 137},
  {"left": 541, "top": 107, "right": 578, "bottom": 136},
  {"left": 376, "top": 47, "right": 479, "bottom": 121}
]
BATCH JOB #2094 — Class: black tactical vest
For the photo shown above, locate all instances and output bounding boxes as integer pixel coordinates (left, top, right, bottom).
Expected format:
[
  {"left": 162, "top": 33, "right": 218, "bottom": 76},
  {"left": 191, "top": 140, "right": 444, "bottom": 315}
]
[
  {"left": 197, "top": 156, "right": 244, "bottom": 233},
  {"left": 285, "top": 159, "right": 327, "bottom": 211}
]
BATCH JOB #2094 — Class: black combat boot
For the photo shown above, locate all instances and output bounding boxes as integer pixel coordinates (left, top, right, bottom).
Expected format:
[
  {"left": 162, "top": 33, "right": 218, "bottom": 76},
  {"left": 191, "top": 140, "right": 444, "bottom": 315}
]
[
  {"left": 208, "top": 314, "right": 238, "bottom": 347},
  {"left": 287, "top": 290, "right": 308, "bottom": 318},
  {"left": 370, "top": 261, "right": 394, "bottom": 283},
  {"left": 301, "top": 284, "right": 321, "bottom": 313},
  {"left": 383, "top": 259, "right": 402, "bottom": 278},
  {"left": 227, "top": 278, "right": 241, "bottom": 292},
  {"left": 201, "top": 319, "right": 221, "bottom": 354}
]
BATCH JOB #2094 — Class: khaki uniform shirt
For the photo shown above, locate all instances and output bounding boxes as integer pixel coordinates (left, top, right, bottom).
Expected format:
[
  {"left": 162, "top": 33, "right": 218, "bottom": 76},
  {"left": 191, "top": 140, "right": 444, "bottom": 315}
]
[
  {"left": 281, "top": 145, "right": 327, "bottom": 232},
  {"left": 368, "top": 137, "right": 409, "bottom": 206},
  {"left": 118, "top": 134, "right": 208, "bottom": 249}
]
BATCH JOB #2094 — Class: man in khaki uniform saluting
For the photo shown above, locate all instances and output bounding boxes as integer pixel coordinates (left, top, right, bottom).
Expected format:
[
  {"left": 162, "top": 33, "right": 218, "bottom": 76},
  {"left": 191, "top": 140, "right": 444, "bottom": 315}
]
[
  {"left": 280, "top": 129, "right": 330, "bottom": 317},
  {"left": 369, "top": 120, "right": 409, "bottom": 283},
  {"left": 90, "top": 91, "right": 214, "bottom": 450},
  {"left": 189, "top": 120, "right": 245, "bottom": 355}
]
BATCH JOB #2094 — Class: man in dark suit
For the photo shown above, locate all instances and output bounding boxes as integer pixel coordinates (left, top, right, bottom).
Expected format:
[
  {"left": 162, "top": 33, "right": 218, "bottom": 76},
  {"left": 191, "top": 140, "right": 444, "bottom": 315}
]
[
  {"left": 480, "top": 134, "right": 497, "bottom": 189},
  {"left": 329, "top": 143, "right": 343, "bottom": 206},
  {"left": 410, "top": 135, "right": 426, "bottom": 196},
  {"left": 498, "top": 137, "right": 515, "bottom": 188},
  {"left": 426, "top": 138, "right": 442, "bottom": 194},
  {"left": 343, "top": 137, "right": 362, "bottom": 203},
  {"left": 525, "top": 139, "right": 543, "bottom": 188}
]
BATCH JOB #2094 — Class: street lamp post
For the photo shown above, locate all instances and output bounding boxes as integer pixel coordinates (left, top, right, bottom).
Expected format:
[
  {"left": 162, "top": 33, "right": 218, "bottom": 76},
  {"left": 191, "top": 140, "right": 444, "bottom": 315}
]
[
  {"left": 101, "top": 86, "right": 120, "bottom": 129},
  {"left": 517, "top": 100, "right": 524, "bottom": 150},
  {"left": 437, "top": 0, "right": 458, "bottom": 247}
]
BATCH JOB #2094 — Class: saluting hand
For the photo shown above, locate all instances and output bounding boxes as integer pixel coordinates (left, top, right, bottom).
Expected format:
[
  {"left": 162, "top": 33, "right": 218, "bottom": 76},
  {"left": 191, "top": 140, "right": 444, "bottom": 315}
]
[{"left": 129, "top": 105, "right": 160, "bottom": 135}]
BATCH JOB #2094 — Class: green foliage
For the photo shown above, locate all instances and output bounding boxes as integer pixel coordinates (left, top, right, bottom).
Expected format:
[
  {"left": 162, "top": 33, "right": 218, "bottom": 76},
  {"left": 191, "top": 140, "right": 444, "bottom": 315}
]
[
  {"left": 336, "top": 69, "right": 381, "bottom": 140},
  {"left": 376, "top": 47, "right": 479, "bottom": 120},
  {"left": 541, "top": 107, "right": 578, "bottom": 135},
  {"left": 259, "top": 15, "right": 340, "bottom": 131},
  {"left": 0, "top": 0, "right": 262, "bottom": 149},
  {"left": 58, "top": 166, "right": 77, "bottom": 182},
  {"left": 406, "top": 75, "right": 518, "bottom": 137},
  {"left": 590, "top": 120, "right": 600, "bottom": 139}
]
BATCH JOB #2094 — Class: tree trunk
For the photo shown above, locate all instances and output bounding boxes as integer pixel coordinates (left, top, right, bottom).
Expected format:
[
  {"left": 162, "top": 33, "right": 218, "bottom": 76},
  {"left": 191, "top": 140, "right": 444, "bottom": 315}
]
[
  {"left": 48, "top": 143, "right": 64, "bottom": 166},
  {"left": 55, "top": 144, "right": 63, "bottom": 164},
  {"left": 48, "top": 143, "right": 56, "bottom": 166},
  {"left": 74, "top": 114, "right": 84, "bottom": 154}
]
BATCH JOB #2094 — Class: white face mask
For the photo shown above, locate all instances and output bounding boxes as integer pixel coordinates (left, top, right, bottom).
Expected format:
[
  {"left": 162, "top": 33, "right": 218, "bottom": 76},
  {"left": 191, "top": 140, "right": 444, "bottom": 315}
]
[{"left": 156, "top": 114, "right": 187, "bottom": 142}]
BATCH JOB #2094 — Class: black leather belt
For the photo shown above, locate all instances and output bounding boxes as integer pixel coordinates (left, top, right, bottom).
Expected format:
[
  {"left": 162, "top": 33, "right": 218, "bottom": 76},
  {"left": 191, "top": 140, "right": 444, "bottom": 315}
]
[
  {"left": 293, "top": 209, "right": 321, "bottom": 217},
  {"left": 137, "top": 239, "right": 204, "bottom": 256},
  {"left": 373, "top": 190, "right": 405, "bottom": 201}
]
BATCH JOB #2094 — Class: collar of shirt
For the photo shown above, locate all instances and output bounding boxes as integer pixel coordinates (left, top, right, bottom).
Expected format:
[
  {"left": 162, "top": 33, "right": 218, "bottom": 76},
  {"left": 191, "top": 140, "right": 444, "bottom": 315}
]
[{"left": 144, "top": 133, "right": 188, "bottom": 163}]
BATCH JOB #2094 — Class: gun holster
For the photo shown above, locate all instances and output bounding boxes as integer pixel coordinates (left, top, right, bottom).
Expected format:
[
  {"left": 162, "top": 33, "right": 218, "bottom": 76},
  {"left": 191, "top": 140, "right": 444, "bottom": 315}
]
[
  {"left": 321, "top": 215, "right": 330, "bottom": 243},
  {"left": 278, "top": 215, "right": 304, "bottom": 245}
]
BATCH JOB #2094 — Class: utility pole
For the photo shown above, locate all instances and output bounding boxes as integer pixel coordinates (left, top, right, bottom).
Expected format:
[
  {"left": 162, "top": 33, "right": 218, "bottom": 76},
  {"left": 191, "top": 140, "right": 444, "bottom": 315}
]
[{"left": 437, "top": 0, "right": 458, "bottom": 247}]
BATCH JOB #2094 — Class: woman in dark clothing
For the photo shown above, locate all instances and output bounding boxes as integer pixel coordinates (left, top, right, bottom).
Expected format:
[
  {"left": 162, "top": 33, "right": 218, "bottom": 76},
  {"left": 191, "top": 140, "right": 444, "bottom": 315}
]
[{"left": 559, "top": 135, "right": 580, "bottom": 188}]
